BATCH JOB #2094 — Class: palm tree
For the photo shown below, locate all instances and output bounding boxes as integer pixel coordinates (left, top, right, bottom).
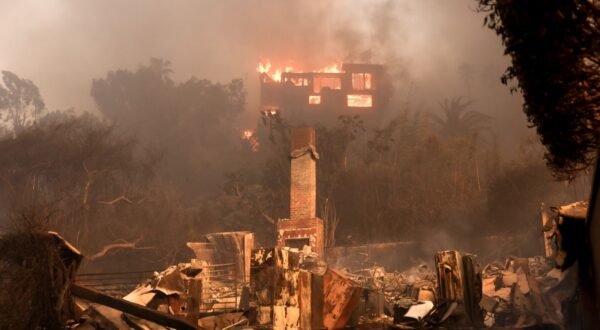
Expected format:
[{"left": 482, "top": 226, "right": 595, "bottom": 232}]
[{"left": 430, "top": 97, "right": 491, "bottom": 137}]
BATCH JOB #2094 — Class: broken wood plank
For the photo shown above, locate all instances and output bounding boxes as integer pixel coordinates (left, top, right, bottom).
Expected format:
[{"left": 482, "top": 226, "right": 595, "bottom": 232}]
[
  {"left": 71, "top": 283, "right": 202, "bottom": 330},
  {"left": 323, "top": 269, "right": 362, "bottom": 329}
]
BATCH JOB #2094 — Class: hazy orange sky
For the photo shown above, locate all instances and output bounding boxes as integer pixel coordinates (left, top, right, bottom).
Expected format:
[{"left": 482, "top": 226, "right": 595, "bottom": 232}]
[{"left": 0, "top": 0, "right": 528, "bottom": 151}]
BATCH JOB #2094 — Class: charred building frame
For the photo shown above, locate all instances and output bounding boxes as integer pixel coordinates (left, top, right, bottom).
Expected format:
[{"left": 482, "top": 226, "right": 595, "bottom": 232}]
[{"left": 260, "top": 63, "right": 391, "bottom": 120}]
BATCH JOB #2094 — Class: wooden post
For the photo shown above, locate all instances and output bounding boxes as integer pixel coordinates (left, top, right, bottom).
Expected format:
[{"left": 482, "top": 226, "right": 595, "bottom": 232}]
[
  {"left": 298, "top": 270, "right": 324, "bottom": 329},
  {"left": 186, "top": 278, "right": 201, "bottom": 324},
  {"left": 435, "top": 250, "right": 464, "bottom": 302},
  {"left": 234, "top": 263, "right": 238, "bottom": 311},
  {"left": 434, "top": 250, "right": 483, "bottom": 327},
  {"left": 541, "top": 203, "right": 554, "bottom": 258}
]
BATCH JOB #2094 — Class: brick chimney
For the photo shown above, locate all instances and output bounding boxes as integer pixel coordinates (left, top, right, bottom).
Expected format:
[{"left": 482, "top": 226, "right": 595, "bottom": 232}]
[
  {"left": 277, "top": 127, "right": 325, "bottom": 257},
  {"left": 290, "top": 127, "right": 317, "bottom": 220}
]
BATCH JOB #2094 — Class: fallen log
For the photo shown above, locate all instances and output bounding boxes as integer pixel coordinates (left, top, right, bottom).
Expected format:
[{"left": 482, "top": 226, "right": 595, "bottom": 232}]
[{"left": 71, "top": 283, "right": 202, "bottom": 330}]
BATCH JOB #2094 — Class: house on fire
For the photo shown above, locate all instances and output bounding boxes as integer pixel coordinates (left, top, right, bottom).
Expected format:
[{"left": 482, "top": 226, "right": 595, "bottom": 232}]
[{"left": 260, "top": 63, "right": 392, "bottom": 120}]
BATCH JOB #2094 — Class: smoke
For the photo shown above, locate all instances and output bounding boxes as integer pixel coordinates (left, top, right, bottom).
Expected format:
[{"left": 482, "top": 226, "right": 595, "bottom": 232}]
[
  {"left": 0, "top": 0, "right": 528, "bottom": 153},
  {"left": 0, "top": 0, "right": 591, "bottom": 267}
]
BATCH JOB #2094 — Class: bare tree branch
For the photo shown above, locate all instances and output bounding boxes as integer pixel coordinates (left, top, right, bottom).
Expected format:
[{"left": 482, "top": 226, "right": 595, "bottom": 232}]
[
  {"left": 261, "top": 212, "right": 276, "bottom": 225},
  {"left": 82, "top": 162, "right": 98, "bottom": 209},
  {"left": 97, "top": 195, "right": 134, "bottom": 205},
  {"left": 87, "top": 237, "right": 151, "bottom": 261}
]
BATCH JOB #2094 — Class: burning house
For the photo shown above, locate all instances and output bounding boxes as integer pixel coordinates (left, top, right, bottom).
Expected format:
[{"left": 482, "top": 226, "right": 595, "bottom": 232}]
[{"left": 259, "top": 62, "right": 391, "bottom": 121}]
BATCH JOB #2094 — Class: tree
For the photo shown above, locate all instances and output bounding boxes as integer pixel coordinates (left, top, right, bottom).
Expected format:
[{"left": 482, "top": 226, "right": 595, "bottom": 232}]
[
  {"left": 237, "top": 107, "right": 495, "bottom": 244},
  {"left": 0, "top": 71, "right": 45, "bottom": 134},
  {"left": 0, "top": 112, "right": 203, "bottom": 271},
  {"left": 91, "top": 58, "right": 247, "bottom": 197},
  {"left": 430, "top": 97, "right": 490, "bottom": 138},
  {"left": 478, "top": 0, "right": 600, "bottom": 179}
]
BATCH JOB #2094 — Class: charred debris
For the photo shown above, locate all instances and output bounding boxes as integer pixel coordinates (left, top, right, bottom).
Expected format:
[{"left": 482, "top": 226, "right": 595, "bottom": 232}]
[{"left": 0, "top": 127, "right": 585, "bottom": 330}]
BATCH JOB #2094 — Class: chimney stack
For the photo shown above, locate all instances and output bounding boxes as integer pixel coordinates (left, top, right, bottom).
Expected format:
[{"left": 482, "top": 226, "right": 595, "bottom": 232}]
[
  {"left": 277, "top": 127, "right": 325, "bottom": 257},
  {"left": 290, "top": 127, "right": 317, "bottom": 220}
]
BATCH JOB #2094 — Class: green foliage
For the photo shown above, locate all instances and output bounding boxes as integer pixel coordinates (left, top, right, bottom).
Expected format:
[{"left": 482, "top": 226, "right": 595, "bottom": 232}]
[{"left": 478, "top": 0, "right": 600, "bottom": 179}]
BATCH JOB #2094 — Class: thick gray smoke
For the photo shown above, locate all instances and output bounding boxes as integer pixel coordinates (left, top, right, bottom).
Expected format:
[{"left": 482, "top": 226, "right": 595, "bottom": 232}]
[
  {"left": 0, "top": 0, "right": 526, "bottom": 153},
  {"left": 0, "top": 1, "right": 592, "bottom": 270}
]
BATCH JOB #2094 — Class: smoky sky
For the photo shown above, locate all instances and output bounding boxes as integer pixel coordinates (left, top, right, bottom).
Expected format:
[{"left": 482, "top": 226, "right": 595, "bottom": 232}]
[{"left": 0, "top": 0, "right": 528, "bottom": 153}]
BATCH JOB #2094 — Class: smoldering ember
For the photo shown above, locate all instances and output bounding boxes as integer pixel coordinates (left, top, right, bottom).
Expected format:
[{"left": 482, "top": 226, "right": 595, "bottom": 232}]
[{"left": 0, "top": 1, "right": 599, "bottom": 330}]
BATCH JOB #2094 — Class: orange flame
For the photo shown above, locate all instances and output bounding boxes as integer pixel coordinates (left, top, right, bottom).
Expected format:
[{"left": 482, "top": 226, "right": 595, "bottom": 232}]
[
  {"left": 317, "top": 63, "right": 342, "bottom": 73},
  {"left": 257, "top": 59, "right": 342, "bottom": 82},
  {"left": 242, "top": 129, "right": 254, "bottom": 140},
  {"left": 257, "top": 59, "right": 295, "bottom": 82},
  {"left": 347, "top": 94, "right": 373, "bottom": 108},
  {"left": 257, "top": 61, "right": 271, "bottom": 74},
  {"left": 272, "top": 66, "right": 294, "bottom": 82},
  {"left": 242, "top": 129, "right": 259, "bottom": 152}
]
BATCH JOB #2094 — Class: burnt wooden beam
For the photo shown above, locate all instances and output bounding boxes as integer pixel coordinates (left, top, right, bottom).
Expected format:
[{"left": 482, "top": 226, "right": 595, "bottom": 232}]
[{"left": 71, "top": 283, "right": 202, "bottom": 330}]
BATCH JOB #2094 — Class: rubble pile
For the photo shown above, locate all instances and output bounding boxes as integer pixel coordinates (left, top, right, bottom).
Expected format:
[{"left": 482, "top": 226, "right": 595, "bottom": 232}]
[
  {"left": 334, "top": 264, "right": 439, "bottom": 329},
  {"left": 480, "top": 256, "right": 573, "bottom": 328},
  {"left": 136, "top": 261, "right": 247, "bottom": 315},
  {"left": 250, "top": 246, "right": 330, "bottom": 329},
  {"left": 348, "top": 264, "right": 436, "bottom": 305},
  {"left": 342, "top": 252, "right": 578, "bottom": 329},
  {"left": 74, "top": 262, "right": 248, "bottom": 329}
]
